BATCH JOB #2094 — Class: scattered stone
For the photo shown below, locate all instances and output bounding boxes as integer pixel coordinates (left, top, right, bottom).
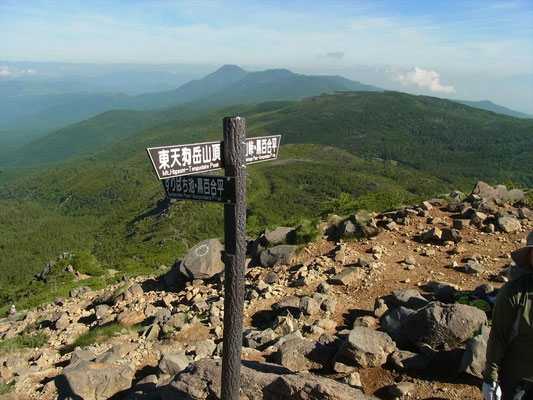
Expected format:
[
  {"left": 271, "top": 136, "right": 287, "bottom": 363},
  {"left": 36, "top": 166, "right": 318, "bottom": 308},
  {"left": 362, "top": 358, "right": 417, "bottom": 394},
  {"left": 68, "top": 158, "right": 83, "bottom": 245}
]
[
  {"left": 159, "top": 353, "right": 190, "bottom": 375},
  {"left": 391, "top": 289, "right": 429, "bottom": 310},
  {"left": 422, "top": 227, "right": 442, "bottom": 242},
  {"left": 497, "top": 217, "right": 521, "bottom": 233},
  {"left": 465, "top": 260, "right": 485, "bottom": 275},
  {"left": 389, "top": 381, "right": 416, "bottom": 398},
  {"left": 117, "top": 310, "right": 145, "bottom": 326},
  {"left": 259, "top": 245, "right": 298, "bottom": 268},
  {"left": 328, "top": 267, "right": 361, "bottom": 285},
  {"left": 69, "top": 286, "right": 92, "bottom": 298},
  {"left": 334, "top": 327, "right": 396, "bottom": 368}
]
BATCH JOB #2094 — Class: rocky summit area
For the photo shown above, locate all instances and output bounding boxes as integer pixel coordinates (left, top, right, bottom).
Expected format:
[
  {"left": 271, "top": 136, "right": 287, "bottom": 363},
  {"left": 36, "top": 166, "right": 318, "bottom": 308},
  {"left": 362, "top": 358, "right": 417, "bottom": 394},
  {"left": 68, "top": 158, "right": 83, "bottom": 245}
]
[{"left": 1, "top": 181, "right": 532, "bottom": 400}]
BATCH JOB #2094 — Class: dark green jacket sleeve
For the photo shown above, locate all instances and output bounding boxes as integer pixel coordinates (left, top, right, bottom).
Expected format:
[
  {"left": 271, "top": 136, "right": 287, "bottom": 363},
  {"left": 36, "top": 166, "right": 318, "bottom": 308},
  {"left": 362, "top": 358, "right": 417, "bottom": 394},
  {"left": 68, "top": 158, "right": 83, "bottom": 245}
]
[{"left": 484, "top": 282, "right": 518, "bottom": 381}]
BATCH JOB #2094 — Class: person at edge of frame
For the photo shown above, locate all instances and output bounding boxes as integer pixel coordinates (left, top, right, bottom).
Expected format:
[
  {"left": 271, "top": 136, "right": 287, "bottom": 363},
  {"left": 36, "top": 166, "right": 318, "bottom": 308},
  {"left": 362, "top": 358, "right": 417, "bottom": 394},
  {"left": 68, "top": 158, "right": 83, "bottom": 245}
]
[{"left": 483, "top": 230, "right": 533, "bottom": 400}]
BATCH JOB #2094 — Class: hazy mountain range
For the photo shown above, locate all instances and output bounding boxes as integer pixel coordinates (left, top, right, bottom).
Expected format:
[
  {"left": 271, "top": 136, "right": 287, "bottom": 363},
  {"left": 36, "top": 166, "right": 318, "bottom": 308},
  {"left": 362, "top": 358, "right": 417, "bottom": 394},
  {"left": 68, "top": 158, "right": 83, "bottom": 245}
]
[{"left": 1, "top": 64, "right": 530, "bottom": 155}]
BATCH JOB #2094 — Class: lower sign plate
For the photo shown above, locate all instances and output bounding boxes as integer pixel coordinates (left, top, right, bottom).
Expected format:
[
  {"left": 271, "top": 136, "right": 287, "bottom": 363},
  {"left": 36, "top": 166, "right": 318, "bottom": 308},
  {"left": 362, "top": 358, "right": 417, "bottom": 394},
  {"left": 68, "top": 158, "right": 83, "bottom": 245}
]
[{"left": 163, "top": 175, "right": 235, "bottom": 204}]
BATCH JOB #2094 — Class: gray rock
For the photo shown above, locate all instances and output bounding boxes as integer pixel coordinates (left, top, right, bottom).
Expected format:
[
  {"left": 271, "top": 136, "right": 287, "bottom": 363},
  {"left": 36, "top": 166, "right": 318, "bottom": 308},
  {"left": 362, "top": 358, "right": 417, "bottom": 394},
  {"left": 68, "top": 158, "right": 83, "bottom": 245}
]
[
  {"left": 95, "top": 304, "right": 112, "bottom": 320},
  {"left": 453, "top": 219, "right": 470, "bottom": 230},
  {"left": 58, "top": 360, "right": 134, "bottom": 400},
  {"left": 380, "top": 306, "right": 415, "bottom": 345},
  {"left": 55, "top": 312, "right": 70, "bottom": 331},
  {"left": 299, "top": 296, "right": 320, "bottom": 316},
  {"left": 465, "top": 260, "right": 485, "bottom": 275},
  {"left": 180, "top": 239, "right": 225, "bottom": 280},
  {"left": 389, "top": 382, "right": 415, "bottom": 398},
  {"left": 322, "top": 298, "right": 337, "bottom": 313},
  {"left": 155, "top": 308, "right": 172, "bottom": 323},
  {"left": 334, "top": 327, "right": 396, "bottom": 368},
  {"left": 259, "top": 245, "right": 297, "bottom": 268},
  {"left": 159, "top": 353, "right": 190, "bottom": 375},
  {"left": 143, "top": 323, "right": 161, "bottom": 341},
  {"left": 272, "top": 314, "right": 298, "bottom": 335},
  {"left": 263, "top": 271, "right": 280, "bottom": 285},
  {"left": 391, "top": 289, "right": 429, "bottom": 310},
  {"left": 70, "top": 347, "right": 96, "bottom": 365},
  {"left": 404, "top": 302, "right": 487, "bottom": 350},
  {"left": 69, "top": 286, "right": 92, "bottom": 298},
  {"left": 441, "top": 228, "right": 462, "bottom": 243},
  {"left": 422, "top": 227, "right": 442, "bottom": 242},
  {"left": 161, "top": 358, "right": 372, "bottom": 400},
  {"left": 373, "top": 298, "right": 389, "bottom": 318},
  {"left": 317, "top": 281, "right": 332, "bottom": 294},
  {"left": 263, "top": 227, "right": 297, "bottom": 245},
  {"left": 497, "top": 217, "right": 521, "bottom": 233},
  {"left": 519, "top": 207, "right": 533, "bottom": 221},
  {"left": 166, "top": 313, "right": 186, "bottom": 329},
  {"left": 459, "top": 325, "right": 490, "bottom": 378},
  {"left": 340, "top": 220, "right": 357, "bottom": 236},
  {"left": 244, "top": 328, "right": 278, "bottom": 349},
  {"left": 188, "top": 339, "right": 216, "bottom": 359},
  {"left": 471, "top": 181, "right": 524, "bottom": 202},
  {"left": 272, "top": 297, "right": 301, "bottom": 313},
  {"left": 389, "top": 349, "right": 430, "bottom": 370},
  {"left": 328, "top": 267, "right": 362, "bottom": 285},
  {"left": 275, "top": 338, "right": 335, "bottom": 372},
  {"left": 4, "top": 357, "right": 26, "bottom": 369},
  {"left": 163, "top": 263, "right": 181, "bottom": 287},
  {"left": 433, "top": 283, "right": 460, "bottom": 303}
]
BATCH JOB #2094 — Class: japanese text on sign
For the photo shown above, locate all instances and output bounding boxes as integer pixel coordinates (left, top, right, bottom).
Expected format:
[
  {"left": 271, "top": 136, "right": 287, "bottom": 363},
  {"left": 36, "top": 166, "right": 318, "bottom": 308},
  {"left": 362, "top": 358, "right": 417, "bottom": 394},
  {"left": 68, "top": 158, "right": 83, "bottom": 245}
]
[
  {"left": 147, "top": 141, "right": 222, "bottom": 180},
  {"left": 245, "top": 135, "right": 280, "bottom": 164},
  {"left": 147, "top": 135, "right": 280, "bottom": 180},
  {"left": 163, "top": 175, "right": 235, "bottom": 204}
]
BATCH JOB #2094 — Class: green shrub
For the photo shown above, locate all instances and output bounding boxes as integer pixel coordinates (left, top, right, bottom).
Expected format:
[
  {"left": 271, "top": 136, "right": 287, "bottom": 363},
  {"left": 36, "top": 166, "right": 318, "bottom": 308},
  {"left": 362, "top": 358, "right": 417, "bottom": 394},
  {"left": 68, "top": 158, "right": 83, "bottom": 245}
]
[
  {"left": 72, "top": 251, "right": 105, "bottom": 276},
  {"left": 61, "top": 323, "right": 142, "bottom": 355},
  {"left": 0, "top": 332, "right": 49, "bottom": 355}
]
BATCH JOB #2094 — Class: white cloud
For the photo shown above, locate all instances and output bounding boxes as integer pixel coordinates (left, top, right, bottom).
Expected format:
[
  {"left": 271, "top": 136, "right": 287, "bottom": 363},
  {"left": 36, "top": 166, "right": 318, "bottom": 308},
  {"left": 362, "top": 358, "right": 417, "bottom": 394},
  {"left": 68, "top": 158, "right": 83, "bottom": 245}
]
[
  {"left": 0, "top": 66, "right": 11, "bottom": 76},
  {"left": 393, "top": 67, "right": 456, "bottom": 94},
  {"left": 0, "top": 65, "right": 37, "bottom": 77}
]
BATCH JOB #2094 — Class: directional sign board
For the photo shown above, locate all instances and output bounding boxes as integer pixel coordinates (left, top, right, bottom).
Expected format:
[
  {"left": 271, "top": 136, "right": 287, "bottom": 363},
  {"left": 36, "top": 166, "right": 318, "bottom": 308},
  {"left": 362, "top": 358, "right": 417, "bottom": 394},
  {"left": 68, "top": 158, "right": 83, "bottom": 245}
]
[
  {"left": 245, "top": 135, "right": 281, "bottom": 164},
  {"left": 147, "top": 135, "right": 281, "bottom": 180},
  {"left": 163, "top": 175, "right": 235, "bottom": 204}
]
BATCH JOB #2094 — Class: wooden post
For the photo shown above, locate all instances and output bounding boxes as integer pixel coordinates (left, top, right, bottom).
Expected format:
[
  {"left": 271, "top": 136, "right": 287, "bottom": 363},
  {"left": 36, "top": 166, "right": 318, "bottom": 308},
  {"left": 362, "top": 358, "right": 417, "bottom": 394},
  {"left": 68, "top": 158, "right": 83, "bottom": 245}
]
[{"left": 221, "top": 117, "right": 247, "bottom": 400}]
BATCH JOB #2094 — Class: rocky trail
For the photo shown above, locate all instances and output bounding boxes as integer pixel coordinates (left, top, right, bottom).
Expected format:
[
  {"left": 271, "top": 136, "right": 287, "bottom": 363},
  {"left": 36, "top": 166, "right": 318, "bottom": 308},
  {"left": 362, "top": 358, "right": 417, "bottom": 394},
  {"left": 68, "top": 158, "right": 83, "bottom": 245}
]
[{"left": 0, "top": 181, "right": 532, "bottom": 400}]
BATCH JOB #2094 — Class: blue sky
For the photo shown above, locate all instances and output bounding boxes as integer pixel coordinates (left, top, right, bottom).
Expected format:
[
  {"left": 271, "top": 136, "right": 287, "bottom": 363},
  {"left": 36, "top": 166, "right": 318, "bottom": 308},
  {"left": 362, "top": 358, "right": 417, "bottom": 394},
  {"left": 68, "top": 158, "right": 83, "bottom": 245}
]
[{"left": 1, "top": 0, "right": 532, "bottom": 112}]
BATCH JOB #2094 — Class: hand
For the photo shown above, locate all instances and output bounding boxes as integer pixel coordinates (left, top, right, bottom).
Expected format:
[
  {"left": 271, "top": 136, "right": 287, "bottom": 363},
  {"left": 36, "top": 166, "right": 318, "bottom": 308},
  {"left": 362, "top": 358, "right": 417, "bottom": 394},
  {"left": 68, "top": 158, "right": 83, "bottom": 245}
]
[{"left": 482, "top": 381, "right": 502, "bottom": 400}]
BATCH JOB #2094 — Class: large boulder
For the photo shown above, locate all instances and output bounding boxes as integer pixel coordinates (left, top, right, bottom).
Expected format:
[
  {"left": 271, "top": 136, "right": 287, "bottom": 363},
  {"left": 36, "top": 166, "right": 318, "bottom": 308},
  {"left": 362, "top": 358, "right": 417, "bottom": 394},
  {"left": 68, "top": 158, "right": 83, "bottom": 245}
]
[
  {"left": 161, "top": 358, "right": 373, "bottom": 400},
  {"left": 259, "top": 245, "right": 298, "bottom": 268},
  {"left": 274, "top": 338, "right": 336, "bottom": 372},
  {"left": 179, "top": 239, "right": 225, "bottom": 280},
  {"left": 57, "top": 361, "right": 134, "bottom": 400},
  {"left": 403, "top": 302, "right": 487, "bottom": 350},
  {"left": 471, "top": 181, "right": 524, "bottom": 202},
  {"left": 334, "top": 327, "right": 396, "bottom": 368}
]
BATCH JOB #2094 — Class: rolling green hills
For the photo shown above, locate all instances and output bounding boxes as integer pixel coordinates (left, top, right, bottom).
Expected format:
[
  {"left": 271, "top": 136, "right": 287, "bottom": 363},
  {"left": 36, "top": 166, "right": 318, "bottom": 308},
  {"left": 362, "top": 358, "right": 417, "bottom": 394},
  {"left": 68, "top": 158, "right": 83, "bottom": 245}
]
[
  {"left": 1, "top": 91, "right": 531, "bottom": 310},
  {"left": 1, "top": 65, "right": 381, "bottom": 158}
]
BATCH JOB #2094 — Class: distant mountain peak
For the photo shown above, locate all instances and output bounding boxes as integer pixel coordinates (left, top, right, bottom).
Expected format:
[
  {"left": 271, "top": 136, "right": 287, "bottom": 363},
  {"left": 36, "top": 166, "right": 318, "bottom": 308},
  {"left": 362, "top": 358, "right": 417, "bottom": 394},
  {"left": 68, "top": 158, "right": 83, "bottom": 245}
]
[{"left": 216, "top": 64, "right": 246, "bottom": 73}]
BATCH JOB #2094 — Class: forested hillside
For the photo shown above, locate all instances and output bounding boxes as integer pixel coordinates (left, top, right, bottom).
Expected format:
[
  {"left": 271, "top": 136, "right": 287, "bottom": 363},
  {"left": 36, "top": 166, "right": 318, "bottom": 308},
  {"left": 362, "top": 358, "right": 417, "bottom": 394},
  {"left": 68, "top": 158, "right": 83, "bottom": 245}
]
[{"left": 1, "top": 91, "right": 531, "bottom": 309}]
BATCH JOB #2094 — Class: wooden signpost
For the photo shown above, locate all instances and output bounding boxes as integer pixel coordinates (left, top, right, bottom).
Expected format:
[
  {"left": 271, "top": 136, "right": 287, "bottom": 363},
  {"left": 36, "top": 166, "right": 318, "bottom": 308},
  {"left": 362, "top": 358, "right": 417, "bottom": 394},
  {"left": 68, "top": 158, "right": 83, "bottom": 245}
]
[{"left": 147, "top": 118, "right": 280, "bottom": 400}]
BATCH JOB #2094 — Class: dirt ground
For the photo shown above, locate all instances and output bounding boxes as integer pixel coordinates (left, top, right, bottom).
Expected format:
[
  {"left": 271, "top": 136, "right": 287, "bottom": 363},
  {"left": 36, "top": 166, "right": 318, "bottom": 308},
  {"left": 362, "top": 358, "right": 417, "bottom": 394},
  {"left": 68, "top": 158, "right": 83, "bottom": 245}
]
[{"left": 240, "top": 205, "right": 532, "bottom": 400}]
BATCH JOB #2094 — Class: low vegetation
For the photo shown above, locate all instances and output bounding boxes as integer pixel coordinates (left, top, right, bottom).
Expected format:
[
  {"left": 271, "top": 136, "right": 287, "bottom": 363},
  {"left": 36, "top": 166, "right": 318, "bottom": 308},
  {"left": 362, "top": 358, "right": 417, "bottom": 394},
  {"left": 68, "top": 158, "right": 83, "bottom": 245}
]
[{"left": 0, "top": 332, "right": 49, "bottom": 355}]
